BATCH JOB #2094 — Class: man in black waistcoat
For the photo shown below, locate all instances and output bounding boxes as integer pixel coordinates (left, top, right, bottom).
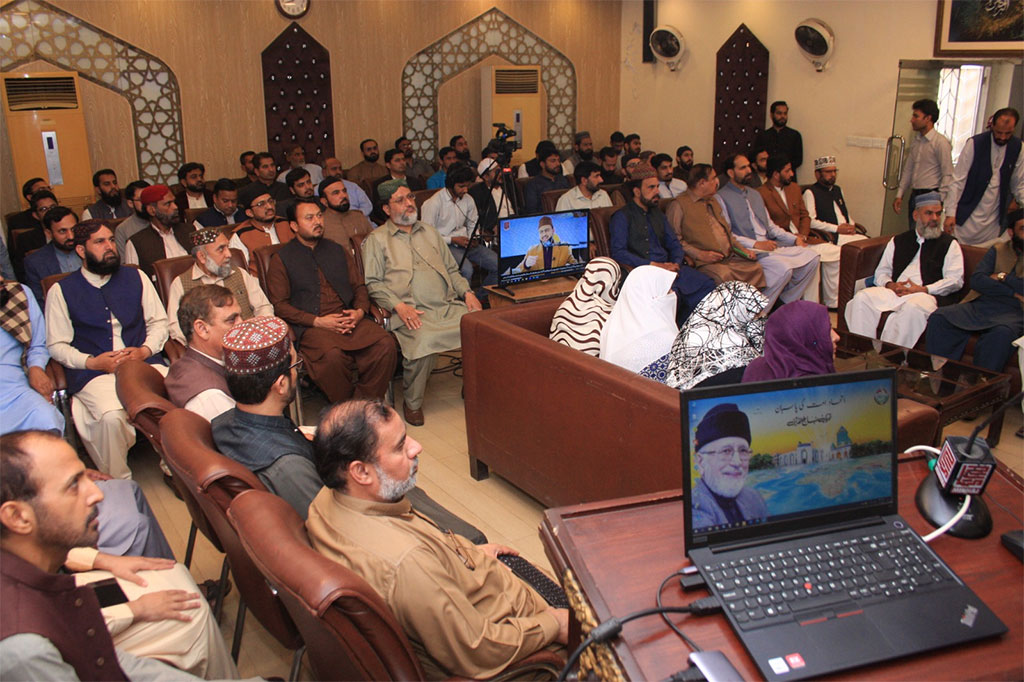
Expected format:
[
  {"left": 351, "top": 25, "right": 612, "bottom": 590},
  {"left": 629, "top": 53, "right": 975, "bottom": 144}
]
[
  {"left": 844, "top": 192, "right": 964, "bottom": 347},
  {"left": 266, "top": 197, "right": 397, "bottom": 403},
  {"left": 755, "top": 101, "right": 804, "bottom": 180},
  {"left": 123, "top": 184, "right": 193, "bottom": 282}
]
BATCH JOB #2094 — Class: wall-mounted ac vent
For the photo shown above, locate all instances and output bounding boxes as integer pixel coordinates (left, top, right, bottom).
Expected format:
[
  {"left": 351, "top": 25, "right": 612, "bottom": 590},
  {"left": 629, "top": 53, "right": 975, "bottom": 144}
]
[
  {"left": 494, "top": 68, "right": 538, "bottom": 94},
  {"left": 4, "top": 76, "right": 79, "bottom": 111}
]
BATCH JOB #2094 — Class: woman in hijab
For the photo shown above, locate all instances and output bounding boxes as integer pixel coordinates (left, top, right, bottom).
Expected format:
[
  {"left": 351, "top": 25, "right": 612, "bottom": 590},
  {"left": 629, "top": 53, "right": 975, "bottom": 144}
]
[
  {"left": 743, "top": 300, "right": 839, "bottom": 382},
  {"left": 665, "top": 281, "right": 769, "bottom": 390},
  {"left": 599, "top": 265, "right": 678, "bottom": 373},
  {"left": 549, "top": 257, "right": 621, "bottom": 356}
]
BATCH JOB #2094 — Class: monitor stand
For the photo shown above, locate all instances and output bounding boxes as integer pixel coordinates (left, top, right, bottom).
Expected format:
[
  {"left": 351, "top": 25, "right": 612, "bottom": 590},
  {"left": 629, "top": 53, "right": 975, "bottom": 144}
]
[{"left": 484, "top": 277, "right": 577, "bottom": 307}]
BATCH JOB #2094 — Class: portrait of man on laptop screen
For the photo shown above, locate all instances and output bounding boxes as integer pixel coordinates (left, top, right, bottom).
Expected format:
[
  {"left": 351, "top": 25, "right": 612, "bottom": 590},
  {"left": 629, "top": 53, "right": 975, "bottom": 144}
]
[{"left": 688, "top": 377, "right": 896, "bottom": 533}]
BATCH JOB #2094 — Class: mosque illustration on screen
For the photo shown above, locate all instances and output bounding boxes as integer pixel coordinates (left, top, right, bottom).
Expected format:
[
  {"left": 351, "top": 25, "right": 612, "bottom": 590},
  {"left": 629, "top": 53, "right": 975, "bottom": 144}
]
[{"left": 772, "top": 426, "right": 853, "bottom": 468}]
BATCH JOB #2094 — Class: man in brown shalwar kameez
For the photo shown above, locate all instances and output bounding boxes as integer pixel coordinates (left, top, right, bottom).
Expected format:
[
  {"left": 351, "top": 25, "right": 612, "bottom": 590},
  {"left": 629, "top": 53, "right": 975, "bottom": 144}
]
[
  {"left": 665, "top": 163, "right": 766, "bottom": 289},
  {"left": 266, "top": 197, "right": 396, "bottom": 404}
]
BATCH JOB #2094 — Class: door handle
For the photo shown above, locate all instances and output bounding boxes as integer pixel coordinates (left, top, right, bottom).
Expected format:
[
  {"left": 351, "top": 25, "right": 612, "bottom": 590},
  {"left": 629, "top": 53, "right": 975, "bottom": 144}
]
[{"left": 882, "top": 135, "right": 905, "bottom": 190}]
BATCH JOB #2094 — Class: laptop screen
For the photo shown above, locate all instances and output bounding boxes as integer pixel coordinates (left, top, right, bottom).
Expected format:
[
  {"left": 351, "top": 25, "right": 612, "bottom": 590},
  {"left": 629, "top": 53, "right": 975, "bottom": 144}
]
[
  {"left": 683, "top": 369, "right": 898, "bottom": 552},
  {"left": 497, "top": 209, "right": 590, "bottom": 287}
]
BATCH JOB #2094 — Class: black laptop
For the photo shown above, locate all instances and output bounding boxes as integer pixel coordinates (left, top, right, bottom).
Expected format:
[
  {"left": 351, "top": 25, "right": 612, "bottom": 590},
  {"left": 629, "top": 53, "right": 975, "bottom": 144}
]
[{"left": 682, "top": 369, "right": 1006, "bottom": 681}]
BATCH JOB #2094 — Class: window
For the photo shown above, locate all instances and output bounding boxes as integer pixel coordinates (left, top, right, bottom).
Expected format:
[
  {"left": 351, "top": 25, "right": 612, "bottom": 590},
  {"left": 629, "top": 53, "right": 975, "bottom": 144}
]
[{"left": 935, "top": 65, "right": 988, "bottom": 164}]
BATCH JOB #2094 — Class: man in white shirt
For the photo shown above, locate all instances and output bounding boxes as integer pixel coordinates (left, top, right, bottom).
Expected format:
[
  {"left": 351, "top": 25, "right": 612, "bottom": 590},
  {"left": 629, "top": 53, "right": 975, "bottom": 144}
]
[
  {"left": 420, "top": 164, "right": 498, "bottom": 287},
  {"left": 845, "top": 192, "right": 964, "bottom": 347},
  {"left": 893, "top": 99, "right": 954, "bottom": 231},
  {"left": 802, "top": 156, "right": 862, "bottom": 245},
  {"left": 46, "top": 222, "right": 169, "bottom": 479},
  {"left": 165, "top": 228, "right": 272, "bottom": 345},
  {"left": 165, "top": 284, "right": 244, "bottom": 421},
  {"left": 173, "top": 162, "right": 211, "bottom": 213},
  {"left": 276, "top": 143, "right": 324, "bottom": 186},
  {"left": 653, "top": 153, "right": 687, "bottom": 198},
  {"left": 944, "top": 107, "right": 1023, "bottom": 247},
  {"left": 556, "top": 161, "right": 612, "bottom": 211}
]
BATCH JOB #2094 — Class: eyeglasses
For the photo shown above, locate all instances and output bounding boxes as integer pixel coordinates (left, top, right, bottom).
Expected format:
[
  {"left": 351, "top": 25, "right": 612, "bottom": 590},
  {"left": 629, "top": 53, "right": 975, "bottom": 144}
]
[
  {"left": 444, "top": 529, "right": 476, "bottom": 570},
  {"left": 699, "top": 446, "right": 753, "bottom": 462},
  {"left": 287, "top": 358, "right": 303, "bottom": 372},
  {"left": 252, "top": 198, "right": 276, "bottom": 209}
]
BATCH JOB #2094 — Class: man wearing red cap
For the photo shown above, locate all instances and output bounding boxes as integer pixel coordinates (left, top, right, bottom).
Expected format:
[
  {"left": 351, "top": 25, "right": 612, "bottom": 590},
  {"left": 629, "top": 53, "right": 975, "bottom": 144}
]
[
  {"left": 45, "top": 220, "right": 169, "bottom": 479},
  {"left": 123, "top": 184, "right": 193, "bottom": 282}
]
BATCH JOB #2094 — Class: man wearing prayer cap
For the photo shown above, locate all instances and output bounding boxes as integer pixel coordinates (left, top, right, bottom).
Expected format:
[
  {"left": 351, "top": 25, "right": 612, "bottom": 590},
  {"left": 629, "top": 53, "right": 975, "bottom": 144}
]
[
  {"left": 513, "top": 216, "right": 577, "bottom": 273},
  {"left": 690, "top": 403, "right": 768, "bottom": 530},
  {"left": 123, "top": 184, "right": 193, "bottom": 282},
  {"left": 165, "top": 227, "right": 272, "bottom": 346},
  {"left": 468, "top": 158, "right": 514, "bottom": 227},
  {"left": 228, "top": 182, "right": 293, "bottom": 271},
  {"left": 845, "top": 191, "right": 964, "bottom": 347},
  {"left": 802, "top": 155, "right": 861, "bottom": 243},
  {"left": 45, "top": 220, "right": 169, "bottom": 479}
]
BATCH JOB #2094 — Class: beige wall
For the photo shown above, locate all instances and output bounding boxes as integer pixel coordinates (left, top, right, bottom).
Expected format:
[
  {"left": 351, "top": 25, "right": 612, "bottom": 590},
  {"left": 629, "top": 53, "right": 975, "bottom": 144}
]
[
  {"left": 2, "top": 0, "right": 620, "bottom": 220},
  {"left": 618, "top": 0, "right": 972, "bottom": 235}
]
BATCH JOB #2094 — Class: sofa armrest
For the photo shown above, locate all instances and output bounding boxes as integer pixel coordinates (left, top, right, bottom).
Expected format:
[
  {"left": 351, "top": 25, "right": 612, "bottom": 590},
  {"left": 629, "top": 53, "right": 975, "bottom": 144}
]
[{"left": 837, "top": 235, "right": 891, "bottom": 331}]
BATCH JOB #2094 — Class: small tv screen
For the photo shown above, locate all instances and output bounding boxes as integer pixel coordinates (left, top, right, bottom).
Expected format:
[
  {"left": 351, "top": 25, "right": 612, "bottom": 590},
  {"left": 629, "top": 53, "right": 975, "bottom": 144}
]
[{"left": 497, "top": 210, "right": 590, "bottom": 287}]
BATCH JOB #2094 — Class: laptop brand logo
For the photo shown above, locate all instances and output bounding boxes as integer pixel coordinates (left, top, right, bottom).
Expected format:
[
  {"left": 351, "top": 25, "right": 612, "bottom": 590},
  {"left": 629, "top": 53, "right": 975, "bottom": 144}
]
[{"left": 960, "top": 604, "right": 978, "bottom": 627}]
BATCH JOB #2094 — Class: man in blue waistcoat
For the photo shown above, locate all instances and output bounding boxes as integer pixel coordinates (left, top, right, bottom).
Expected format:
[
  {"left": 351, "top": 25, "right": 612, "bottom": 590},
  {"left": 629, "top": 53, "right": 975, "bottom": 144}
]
[
  {"left": 945, "top": 107, "right": 1023, "bottom": 247},
  {"left": 44, "top": 220, "right": 169, "bottom": 479}
]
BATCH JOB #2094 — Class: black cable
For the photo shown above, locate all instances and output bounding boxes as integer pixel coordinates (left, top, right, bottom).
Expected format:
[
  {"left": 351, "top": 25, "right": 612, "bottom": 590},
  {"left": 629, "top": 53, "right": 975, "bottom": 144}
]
[
  {"left": 657, "top": 571, "right": 702, "bottom": 652},
  {"left": 964, "top": 389, "right": 1024, "bottom": 458},
  {"left": 556, "top": 604, "right": 719, "bottom": 682}
]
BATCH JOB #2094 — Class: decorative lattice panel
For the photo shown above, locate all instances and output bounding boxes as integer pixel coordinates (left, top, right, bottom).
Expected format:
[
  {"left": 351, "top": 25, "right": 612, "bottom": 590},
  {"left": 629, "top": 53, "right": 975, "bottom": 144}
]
[
  {"left": 712, "top": 24, "right": 768, "bottom": 169},
  {"left": 261, "top": 23, "right": 333, "bottom": 171},
  {"left": 402, "top": 7, "right": 576, "bottom": 158},
  {"left": 0, "top": 0, "right": 185, "bottom": 183}
]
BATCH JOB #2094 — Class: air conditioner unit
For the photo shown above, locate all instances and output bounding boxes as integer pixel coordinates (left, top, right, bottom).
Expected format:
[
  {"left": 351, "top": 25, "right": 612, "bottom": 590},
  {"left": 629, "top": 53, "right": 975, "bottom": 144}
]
[
  {"left": 2, "top": 71, "right": 93, "bottom": 209},
  {"left": 481, "top": 66, "right": 541, "bottom": 167}
]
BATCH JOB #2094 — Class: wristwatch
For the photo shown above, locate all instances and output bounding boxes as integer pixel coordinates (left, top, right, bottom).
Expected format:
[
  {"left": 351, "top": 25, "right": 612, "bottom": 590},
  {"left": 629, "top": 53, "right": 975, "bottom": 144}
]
[{"left": 995, "top": 272, "right": 1007, "bottom": 282}]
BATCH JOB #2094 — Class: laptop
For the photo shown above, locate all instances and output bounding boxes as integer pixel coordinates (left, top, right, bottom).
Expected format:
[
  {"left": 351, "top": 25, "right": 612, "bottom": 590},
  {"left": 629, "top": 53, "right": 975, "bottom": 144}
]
[{"left": 682, "top": 369, "right": 1006, "bottom": 681}]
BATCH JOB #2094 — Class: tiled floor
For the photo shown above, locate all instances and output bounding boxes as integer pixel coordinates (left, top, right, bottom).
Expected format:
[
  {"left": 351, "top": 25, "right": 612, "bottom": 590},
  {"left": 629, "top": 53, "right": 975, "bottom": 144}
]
[{"left": 130, "top": 355, "right": 1022, "bottom": 679}]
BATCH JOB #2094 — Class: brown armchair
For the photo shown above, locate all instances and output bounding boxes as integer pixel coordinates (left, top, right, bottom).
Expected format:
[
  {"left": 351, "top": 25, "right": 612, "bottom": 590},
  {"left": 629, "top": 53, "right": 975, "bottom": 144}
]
[
  {"left": 588, "top": 206, "right": 617, "bottom": 259},
  {"left": 228, "top": 489, "right": 563, "bottom": 681},
  {"left": 413, "top": 188, "right": 440, "bottom": 212},
  {"left": 160, "top": 408, "right": 305, "bottom": 674},
  {"left": 541, "top": 188, "right": 571, "bottom": 214}
]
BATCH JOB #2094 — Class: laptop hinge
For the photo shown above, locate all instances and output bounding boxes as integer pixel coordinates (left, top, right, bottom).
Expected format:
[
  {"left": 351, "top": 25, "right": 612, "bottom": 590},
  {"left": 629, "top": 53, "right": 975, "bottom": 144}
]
[{"left": 710, "top": 517, "right": 887, "bottom": 554}]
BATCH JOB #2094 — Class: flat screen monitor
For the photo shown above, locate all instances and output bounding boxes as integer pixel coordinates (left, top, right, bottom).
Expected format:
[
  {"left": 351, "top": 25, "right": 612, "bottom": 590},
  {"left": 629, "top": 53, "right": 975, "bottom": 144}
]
[{"left": 497, "top": 209, "right": 590, "bottom": 287}]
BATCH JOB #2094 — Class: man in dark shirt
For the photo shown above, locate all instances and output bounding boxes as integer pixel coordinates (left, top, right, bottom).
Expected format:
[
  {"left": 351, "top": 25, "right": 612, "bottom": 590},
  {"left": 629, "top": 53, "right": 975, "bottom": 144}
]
[
  {"left": 247, "top": 152, "right": 291, "bottom": 205},
  {"left": 10, "top": 189, "right": 58, "bottom": 281},
  {"left": 6, "top": 177, "right": 49, "bottom": 237},
  {"left": 598, "top": 146, "right": 621, "bottom": 185},
  {"left": 754, "top": 101, "right": 804, "bottom": 180},
  {"left": 523, "top": 146, "right": 570, "bottom": 214}
]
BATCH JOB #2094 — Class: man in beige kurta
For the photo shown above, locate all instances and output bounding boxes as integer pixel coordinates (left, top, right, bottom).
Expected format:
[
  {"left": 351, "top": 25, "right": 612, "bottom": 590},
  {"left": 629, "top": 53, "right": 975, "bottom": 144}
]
[
  {"left": 665, "top": 165, "right": 766, "bottom": 289},
  {"left": 360, "top": 181, "right": 482, "bottom": 425},
  {"left": 306, "top": 400, "right": 567, "bottom": 679}
]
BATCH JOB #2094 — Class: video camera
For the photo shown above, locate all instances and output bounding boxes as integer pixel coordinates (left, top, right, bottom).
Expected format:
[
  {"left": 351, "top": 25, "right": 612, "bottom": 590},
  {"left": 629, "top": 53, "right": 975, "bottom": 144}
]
[{"left": 486, "top": 122, "right": 518, "bottom": 167}]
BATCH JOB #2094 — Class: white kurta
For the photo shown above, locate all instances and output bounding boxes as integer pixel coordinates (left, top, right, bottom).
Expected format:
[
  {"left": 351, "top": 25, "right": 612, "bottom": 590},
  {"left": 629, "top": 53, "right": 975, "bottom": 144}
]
[{"left": 948, "top": 135, "right": 1024, "bottom": 246}]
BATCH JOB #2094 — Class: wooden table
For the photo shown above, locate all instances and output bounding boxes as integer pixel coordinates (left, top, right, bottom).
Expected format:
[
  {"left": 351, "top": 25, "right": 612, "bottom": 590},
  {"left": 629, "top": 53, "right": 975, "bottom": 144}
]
[
  {"left": 483, "top": 277, "right": 575, "bottom": 308},
  {"left": 541, "top": 456, "right": 1024, "bottom": 681}
]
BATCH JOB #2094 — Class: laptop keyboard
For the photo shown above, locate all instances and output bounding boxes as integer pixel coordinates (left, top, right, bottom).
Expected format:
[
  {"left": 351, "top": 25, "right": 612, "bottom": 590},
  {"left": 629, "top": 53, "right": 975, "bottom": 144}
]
[{"left": 707, "top": 529, "right": 957, "bottom": 631}]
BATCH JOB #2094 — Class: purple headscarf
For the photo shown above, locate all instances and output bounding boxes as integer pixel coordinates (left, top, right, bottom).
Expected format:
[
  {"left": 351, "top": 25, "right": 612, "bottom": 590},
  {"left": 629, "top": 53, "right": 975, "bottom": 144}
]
[{"left": 743, "top": 301, "right": 835, "bottom": 382}]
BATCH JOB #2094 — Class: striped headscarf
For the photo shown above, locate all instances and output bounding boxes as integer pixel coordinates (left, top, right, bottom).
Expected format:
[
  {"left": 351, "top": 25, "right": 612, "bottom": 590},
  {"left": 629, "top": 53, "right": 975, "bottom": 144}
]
[{"left": 549, "top": 257, "right": 621, "bottom": 356}]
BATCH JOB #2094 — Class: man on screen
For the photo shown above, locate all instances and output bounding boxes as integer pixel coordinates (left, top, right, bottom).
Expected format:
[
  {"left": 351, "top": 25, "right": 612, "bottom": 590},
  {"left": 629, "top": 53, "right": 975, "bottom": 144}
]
[
  {"left": 512, "top": 216, "right": 577, "bottom": 273},
  {"left": 691, "top": 403, "right": 768, "bottom": 529}
]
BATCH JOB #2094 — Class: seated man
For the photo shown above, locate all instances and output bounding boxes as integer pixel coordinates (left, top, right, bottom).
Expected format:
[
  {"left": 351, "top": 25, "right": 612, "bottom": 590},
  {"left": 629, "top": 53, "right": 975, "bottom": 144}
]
[
  {"left": 0, "top": 430, "right": 237, "bottom": 680},
  {"left": 609, "top": 164, "right": 715, "bottom": 321},
  {"left": 421, "top": 165, "right": 498, "bottom": 289},
  {"left": 229, "top": 184, "right": 293, "bottom": 269},
  {"left": 321, "top": 158, "right": 373, "bottom": 217},
  {"left": 46, "top": 221, "right": 169, "bottom": 479},
  {"left": 319, "top": 176, "right": 375, "bottom": 246},
  {"left": 166, "top": 285, "right": 242, "bottom": 421},
  {"left": 233, "top": 150, "right": 256, "bottom": 189},
  {"left": 212, "top": 317, "right": 484, "bottom": 544},
  {"left": 307, "top": 399, "right": 567, "bottom": 679},
  {"left": 23, "top": 206, "right": 81, "bottom": 307},
  {"left": 6, "top": 177, "right": 49, "bottom": 233},
  {"left": 665, "top": 163, "right": 765, "bottom": 289},
  {"left": 173, "top": 162, "right": 212, "bottom": 213},
  {"left": 276, "top": 143, "right": 324, "bottom": 186},
  {"left": 193, "top": 178, "right": 245, "bottom": 228},
  {"left": 396, "top": 136, "right": 434, "bottom": 182},
  {"left": 425, "top": 146, "right": 456, "bottom": 190},
  {"left": 371, "top": 149, "right": 426, "bottom": 222},
  {"left": 653, "top": 153, "right": 687, "bottom": 198},
  {"left": 517, "top": 139, "right": 559, "bottom": 178},
  {"left": 166, "top": 227, "right": 271, "bottom": 345},
  {"left": 691, "top": 403, "right": 768, "bottom": 530},
  {"left": 674, "top": 145, "right": 694, "bottom": 181},
  {"left": 555, "top": 161, "right": 612, "bottom": 211},
  {"left": 81, "top": 169, "right": 132, "bottom": 221},
  {"left": 267, "top": 198, "right": 397, "bottom": 404},
  {"left": 523, "top": 145, "right": 571, "bottom": 215},
  {"left": 346, "top": 139, "right": 388, "bottom": 190},
  {"left": 926, "top": 209, "right": 1023, "bottom": 371},
  {"left": 845, "top": 192, "right": 964, "bottom": 347},
  {"left": 469, "top": 159, "right": 514, "bottom": 227},
  {"left": 361, "top": 184, "right": 483, "bottom": 426},
  {"left": 124, "top": 184, "right": 193, "bottom": 282},
  {"left": 802, "top": 155, "right": 863, "bottom": 245},
  {"left": 513, "top": 216, "right": 576, "bottom": 273},
  {"left": 10, "top": 189, "right": 58, "bottom": 281},
  {"left": 561, "top": 131, "right": 594, "bottom": 177},
  {"left": 247, "top": 152, "right": 291, "bottom": 204},
  {"left": 597, "top": 146, "right": 620, "bottom": 185},
  {"left": 113, "top": 180, "right": 152, "bottom": 256},
  {"left": 279, "top": 166, "right": 317, "bottom": 220},
  {"left": 717, "top": 154, "right": 820, "bottom": 307}
]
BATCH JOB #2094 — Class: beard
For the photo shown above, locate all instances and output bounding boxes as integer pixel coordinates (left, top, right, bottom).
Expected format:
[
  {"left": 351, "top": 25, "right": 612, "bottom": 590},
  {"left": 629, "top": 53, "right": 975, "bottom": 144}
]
[
  {"left": 85, "top": 249, "right": 120, "bottom": 275},
  {"left": 703, "top": 468, "right": 747, "bottom": 499},
  {"left": 640, "top": 194, "right": 659, "bottom": 209},
  {"left": 455, "top": 149, "right": 471, "bottom": 162},
  {"left": 209, "top": 261, "right": 232, "bottom": 278},
  {"left": 374, "top": 460, "right": 417, "bottom": 502},
  {"left": 917, "top": 222, "right": 943, "bottom": 239},
  {"left": 1012, "top": 233, "right": 1023, "bottom": 253},
  {"left": 327, "top": 199, "right": 350, "bottom": 213},
  {"left": 391, "top": 209, "right": 417, "bottom": 226},
  {"left": 53, "top": 239, "right": 77, "bottom": 253},
  {"left": 364, "top": 152, "right": 379, "bottom": 163},
  {"left": 578, "top": 149, "right": 594, "bottom": 161},
  {"left": 34, "top": 503, "right": 100, "bottom": 551},
  {"left": 154, "top": 207, "right": 179, "bottom": 227},
  {"left": 186, "top": 181, "right": 205, "bottom": 194},
  {"left": 741, "top": 174, "right": 758, "bottom": 187},
  {"left": 101, "top": 190, "right": 122, "bottom": 207}
]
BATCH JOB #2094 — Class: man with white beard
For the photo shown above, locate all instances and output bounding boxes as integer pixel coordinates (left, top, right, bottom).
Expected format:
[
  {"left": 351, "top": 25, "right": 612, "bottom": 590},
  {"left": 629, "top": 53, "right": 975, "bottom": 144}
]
[
  {"left": 690, "top": 403, "right": 768, "bottom": 530},
  {"left": 844, "top": 192, "right": 964, "bottom": 347}
]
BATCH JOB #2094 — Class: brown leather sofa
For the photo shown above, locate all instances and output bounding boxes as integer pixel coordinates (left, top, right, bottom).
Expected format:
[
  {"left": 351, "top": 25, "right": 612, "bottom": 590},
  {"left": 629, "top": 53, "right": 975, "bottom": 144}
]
[{"left": 462, "top": 299, "right": 941, "bottom": 508}]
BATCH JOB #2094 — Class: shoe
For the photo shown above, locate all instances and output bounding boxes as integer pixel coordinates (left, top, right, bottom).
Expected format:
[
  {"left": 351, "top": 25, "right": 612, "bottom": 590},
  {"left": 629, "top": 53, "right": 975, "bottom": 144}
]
[
  {"left": 403, "top": 403, "right": 425, "bottom": 426},
  {"left": 1016, "top": 426, "right": 1023, "bottom": 439},
  {"left": 198, "top": 578, "right": 232, "bottom": 607}
]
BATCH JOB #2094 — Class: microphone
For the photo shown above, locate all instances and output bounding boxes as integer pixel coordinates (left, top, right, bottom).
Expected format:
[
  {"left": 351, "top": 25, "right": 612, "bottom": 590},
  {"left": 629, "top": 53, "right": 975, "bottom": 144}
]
[{"left": 914, "top": 389, "right": 1023, "bottom": 539}]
